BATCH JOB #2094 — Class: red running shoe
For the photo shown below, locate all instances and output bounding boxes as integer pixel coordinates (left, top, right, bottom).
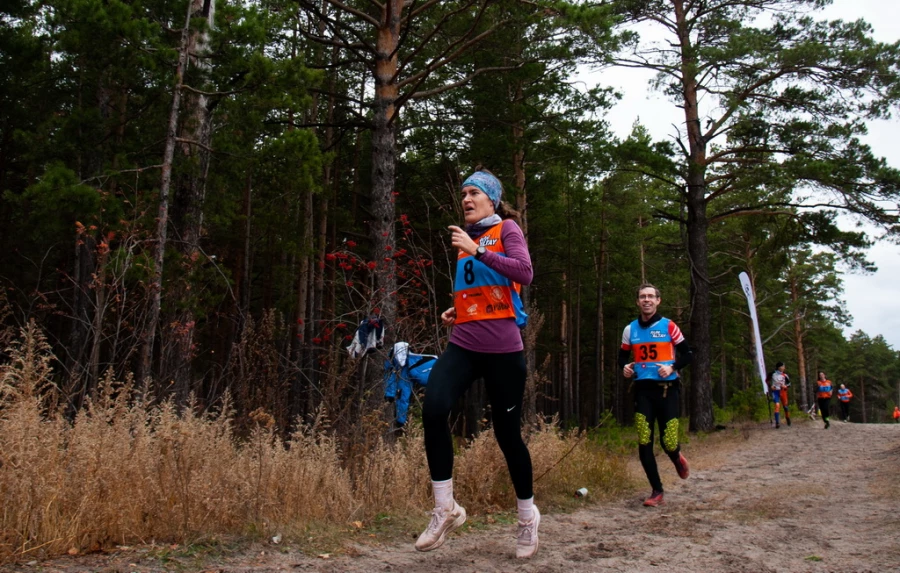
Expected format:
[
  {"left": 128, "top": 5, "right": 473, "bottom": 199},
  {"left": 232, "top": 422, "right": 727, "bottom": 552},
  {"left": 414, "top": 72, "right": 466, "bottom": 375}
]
[
  {"left": 643, "top": 490, "right": 664, "bottom": 507},
  {"left": 675, "top": 452, "right": 690, "bottom": 479}
]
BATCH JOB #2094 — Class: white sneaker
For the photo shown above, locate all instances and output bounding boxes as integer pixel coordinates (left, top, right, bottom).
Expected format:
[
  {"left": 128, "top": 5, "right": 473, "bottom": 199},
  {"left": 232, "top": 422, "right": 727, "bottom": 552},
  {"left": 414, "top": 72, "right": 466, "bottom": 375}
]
[
  {"left": 516, "top": 504, "right": 540, "bottom": 558},
  {"left": 415, "top": 501, "right": 466, "bottom": 551}
]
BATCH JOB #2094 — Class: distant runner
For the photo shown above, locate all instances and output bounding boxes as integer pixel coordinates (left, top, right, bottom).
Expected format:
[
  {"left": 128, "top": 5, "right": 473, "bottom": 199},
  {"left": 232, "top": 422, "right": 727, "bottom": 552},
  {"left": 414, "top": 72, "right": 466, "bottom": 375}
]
[
  {"left": 768, "top": 362, "right": 791, "bottom": 429},
  {"left": 837, "top": 384, "right": 853, "bottom": 423},
  {"left": 816, "top": 371, "right": 833, "bottom": 429}
]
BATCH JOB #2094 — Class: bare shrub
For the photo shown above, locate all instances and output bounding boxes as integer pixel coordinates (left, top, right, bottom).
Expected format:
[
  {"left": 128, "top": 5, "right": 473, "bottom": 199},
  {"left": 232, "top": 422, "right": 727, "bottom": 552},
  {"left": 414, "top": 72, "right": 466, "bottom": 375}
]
[
  {"left": 224, "top": 311, "right": 292, "bottom": 432},
  {"left": 453, "top": 427, "right": 510, "bottom": 509},
  {"left": 0, "top": 291, "right": 16, "bottom": 354}
]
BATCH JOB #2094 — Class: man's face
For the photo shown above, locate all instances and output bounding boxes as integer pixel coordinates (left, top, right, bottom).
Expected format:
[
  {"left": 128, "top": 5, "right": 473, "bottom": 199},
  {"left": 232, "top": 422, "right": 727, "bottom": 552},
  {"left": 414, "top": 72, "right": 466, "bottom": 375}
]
[{"left": 637, "top": 288, "right": 660, "bottom": 317}]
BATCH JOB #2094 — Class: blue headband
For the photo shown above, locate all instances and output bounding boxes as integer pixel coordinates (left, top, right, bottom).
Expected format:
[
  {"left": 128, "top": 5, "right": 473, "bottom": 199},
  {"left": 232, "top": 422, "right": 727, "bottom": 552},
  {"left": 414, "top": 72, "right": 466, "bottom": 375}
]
[{"left": 462, "top": 171, "right": 502, "bottom": 208}]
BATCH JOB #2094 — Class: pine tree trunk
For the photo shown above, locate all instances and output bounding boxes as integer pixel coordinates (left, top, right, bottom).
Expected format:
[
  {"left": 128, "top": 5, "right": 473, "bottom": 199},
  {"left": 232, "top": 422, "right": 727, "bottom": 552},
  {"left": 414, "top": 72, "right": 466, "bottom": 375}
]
[
  {"left": 791, "top": 275, "right": 809, "bottom": 411},
  {"left": 719, "top": 304, "right": 727, "bottom": 408},
  {"left": 311, "top": 46, "right": 337, "bottom": 422},
  {"left": 594, "top": 249, "right": 605, "bottom": 425},
  {"left": 370, "top": 0, "right": 403, "bottom": 345},
  {"left": 512, "top": 111, "right": 537, "bottom": 420},
  {"left": 68, "top": 68, "right": 126, "bottom": 403},
  {"left": 638, "top": 216, "right": 646, "bottom": 283},
  {"left": 560, "top": 275, "right": 570, "bottom": 424},
  {"left": 169, "top": 0, "right": 216, "bottom": 400},
  {"left": 239, "top": 176, "right": 252, "bottom": 327},
  {"left": 294, "top": 188, "right": 313, "bottom": 418},
  {"left": 68, "top": 232, "right": 97, "bottom": 407},
  {"left": 218, "top": 173, "right": 252, "bottom": 396},
  {"left": 675, "top": 0, "right": 714, "bottom": 432},
  {"left": 88, "top": 245, "right": 109, "bottom": 390},
  {"left": 574, "top": 275, "right": 582, "bottom": 426},
  {"left": 614, "top": 306, "right": 623, "bottom": 424},
  {"left": 138, "top": 0, "right": 193, "bottom": 383},
  {"left": 686, "top": 176, "right": 714, "bottom": 432}
]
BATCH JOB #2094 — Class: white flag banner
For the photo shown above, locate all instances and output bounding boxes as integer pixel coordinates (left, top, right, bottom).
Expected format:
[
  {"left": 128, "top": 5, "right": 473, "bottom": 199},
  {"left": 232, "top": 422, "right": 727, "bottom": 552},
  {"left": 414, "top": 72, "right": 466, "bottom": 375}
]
[{"left": 739, "top": 272, "right": 768, "bottom": 395}]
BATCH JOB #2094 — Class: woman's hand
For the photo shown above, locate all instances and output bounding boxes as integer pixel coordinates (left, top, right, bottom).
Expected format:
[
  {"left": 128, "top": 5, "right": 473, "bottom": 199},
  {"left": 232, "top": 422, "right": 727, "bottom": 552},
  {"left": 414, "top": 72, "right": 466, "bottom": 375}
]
[
  {"left": 441, "top": 307, "right": 457, "bottom": 327},
  {"left": 447, "top": 225, "right": 478, "bottom": 256}
]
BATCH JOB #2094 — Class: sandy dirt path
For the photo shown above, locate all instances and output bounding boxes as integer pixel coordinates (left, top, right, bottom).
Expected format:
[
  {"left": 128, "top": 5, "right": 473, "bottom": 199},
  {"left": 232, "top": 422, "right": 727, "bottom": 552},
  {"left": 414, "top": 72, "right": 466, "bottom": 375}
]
[{"left": 12, "top": 419, "right": 900, "bottom": 573}]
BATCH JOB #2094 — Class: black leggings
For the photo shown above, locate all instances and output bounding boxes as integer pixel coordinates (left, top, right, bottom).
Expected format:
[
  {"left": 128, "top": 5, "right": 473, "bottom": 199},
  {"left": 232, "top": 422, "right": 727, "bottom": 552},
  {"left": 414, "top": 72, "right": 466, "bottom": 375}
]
[
  {"left": 818, "top": 398, "right": 831, "bottom": 421},
  {"left": 634, "top": 383, "right": 682, "bottom": 492},
  {"left": 839, "top": 401, "right": 850, "bottom": 421},
  {"left": 422, "top": 342, "right": 533, "bottom": 500}
]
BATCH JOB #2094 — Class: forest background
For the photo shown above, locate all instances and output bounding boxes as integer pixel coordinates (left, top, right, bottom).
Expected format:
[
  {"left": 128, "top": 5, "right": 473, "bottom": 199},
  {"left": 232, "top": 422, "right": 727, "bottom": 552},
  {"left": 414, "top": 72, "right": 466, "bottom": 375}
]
[{"left": 2, "top": 0, "right": 900, "bottom": 562}]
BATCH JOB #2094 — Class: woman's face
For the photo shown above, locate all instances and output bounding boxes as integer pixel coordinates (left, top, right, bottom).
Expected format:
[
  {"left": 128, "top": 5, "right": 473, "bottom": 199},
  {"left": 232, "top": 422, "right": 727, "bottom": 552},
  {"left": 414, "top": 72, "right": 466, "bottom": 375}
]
[
  {"left": 819, "top": 372, "right": 826, "bottom": 380},
  {"left": 461, "top": 185, "right": 495, "bottom": 225}
]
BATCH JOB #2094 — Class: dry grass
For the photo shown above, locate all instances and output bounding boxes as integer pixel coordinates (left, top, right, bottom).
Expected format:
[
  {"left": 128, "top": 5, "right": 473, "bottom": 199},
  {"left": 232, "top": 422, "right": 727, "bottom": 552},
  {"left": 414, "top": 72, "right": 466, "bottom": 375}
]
[
  {"left": 528, "top": 421, "right": 634, "bottom": 503},
  {"left": 0, "top": 321, "right": 631, "bottom": 563},
  {"left": 452, "top": 418, "right": 633, "bottom": 511}
]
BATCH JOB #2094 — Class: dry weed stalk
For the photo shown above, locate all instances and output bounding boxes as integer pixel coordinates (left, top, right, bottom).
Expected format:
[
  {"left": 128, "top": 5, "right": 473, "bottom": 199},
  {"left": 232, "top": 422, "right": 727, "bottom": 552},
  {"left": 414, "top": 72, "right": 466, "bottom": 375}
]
[
  {"left": 453, "top": 416, "right": 632, "bottom": 511},
  {"left": 527, "top": 419, "right": 632, "bottom": 501}
]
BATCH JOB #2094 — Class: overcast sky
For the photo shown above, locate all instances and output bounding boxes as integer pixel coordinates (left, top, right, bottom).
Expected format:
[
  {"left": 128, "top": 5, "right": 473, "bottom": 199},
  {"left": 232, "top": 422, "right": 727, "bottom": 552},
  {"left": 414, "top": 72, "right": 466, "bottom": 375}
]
[{"left": 585, "top": 0, "right": 900, "bottom": 349}]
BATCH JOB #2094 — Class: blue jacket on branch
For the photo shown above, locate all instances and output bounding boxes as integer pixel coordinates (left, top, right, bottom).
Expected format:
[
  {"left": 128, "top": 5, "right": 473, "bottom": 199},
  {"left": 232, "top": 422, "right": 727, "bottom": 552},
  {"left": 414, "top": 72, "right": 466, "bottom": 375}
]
[{"left": 383, "top": 341, "right": 436, "bottom": 425}]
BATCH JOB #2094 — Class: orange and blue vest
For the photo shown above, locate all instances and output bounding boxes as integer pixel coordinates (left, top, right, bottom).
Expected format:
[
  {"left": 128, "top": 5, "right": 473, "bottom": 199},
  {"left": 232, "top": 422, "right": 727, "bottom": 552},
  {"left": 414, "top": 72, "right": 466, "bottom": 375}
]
[
  {"left": 627, "top": 317, "right": 678, "bottom": 381},
  {"left": 817, "top": 379, "right": 833, "bottom": 399},
  {"left": 453, "top": 223, "right": 527, "bottom": 328},
  {"left": 837, "top": 388, "right": 852, "bottom": 403}
]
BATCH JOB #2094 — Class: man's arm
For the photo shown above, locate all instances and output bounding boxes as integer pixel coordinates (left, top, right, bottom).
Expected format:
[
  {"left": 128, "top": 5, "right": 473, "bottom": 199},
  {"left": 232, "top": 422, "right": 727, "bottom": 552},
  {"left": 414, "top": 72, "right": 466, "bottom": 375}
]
[
  {"left": 618, "top": 324, "right": 632, "bottom": 368},
  {"left": 673, "top": 339, "right": 692, "bottom": 371},
  {"left": 618, "top": 347, "right": 631, "bottom": 369},
  {"left": 618, "top": 324, "right": 635, "bottom": 377}
]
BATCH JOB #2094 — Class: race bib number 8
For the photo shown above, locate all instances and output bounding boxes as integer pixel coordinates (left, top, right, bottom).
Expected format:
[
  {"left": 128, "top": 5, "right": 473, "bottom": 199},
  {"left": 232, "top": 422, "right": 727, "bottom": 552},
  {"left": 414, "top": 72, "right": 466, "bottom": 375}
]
[{"left": 463, "top": 259, "right": 475, "bottom": 285}]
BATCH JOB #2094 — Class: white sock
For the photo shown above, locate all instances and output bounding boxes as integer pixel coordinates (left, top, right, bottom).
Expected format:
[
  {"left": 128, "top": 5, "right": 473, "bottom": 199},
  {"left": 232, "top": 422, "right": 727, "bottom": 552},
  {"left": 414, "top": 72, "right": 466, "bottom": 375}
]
[
  {"left": 517, "top": 496, "right": 535, "bottom": 522},
  {"left": 432, "top": 478, "right": 454, "bottom": 510}
]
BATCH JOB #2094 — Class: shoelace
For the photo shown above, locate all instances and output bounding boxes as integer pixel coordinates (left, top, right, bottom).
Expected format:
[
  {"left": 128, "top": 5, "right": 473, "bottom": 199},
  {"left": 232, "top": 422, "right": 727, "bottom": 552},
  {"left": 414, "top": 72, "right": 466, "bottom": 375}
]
[
  {"left": 426, "top": 507, "right": 447, "bottom": 533},
  {"left": 517, "top": 519, "right": 536, "bottom": 544}
]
